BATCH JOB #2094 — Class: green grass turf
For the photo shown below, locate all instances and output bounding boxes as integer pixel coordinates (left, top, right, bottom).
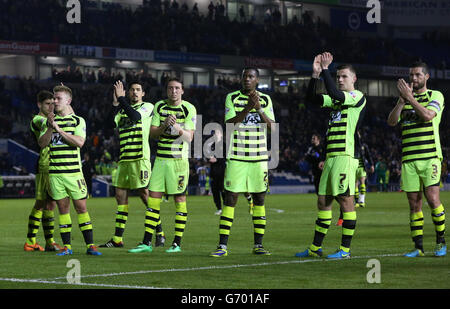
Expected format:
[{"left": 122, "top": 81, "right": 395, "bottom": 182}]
[{"left": 0, "top": 192, "right": 449, "bottom": 289}]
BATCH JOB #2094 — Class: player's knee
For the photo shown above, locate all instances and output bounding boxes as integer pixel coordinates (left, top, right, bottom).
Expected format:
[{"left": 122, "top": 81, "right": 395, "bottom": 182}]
[
  {"left": 174, "top": 194, "right": 186, "bottom": 203},
  {"left": 139, "top": 189, "right": 148, "bottom": 201},
  {"left": 34, "top": 199, "right": 46, "bottom": 210},
  {"left": 115, "top": 188, "right": 127, "bottom": 204},
  {"left": 252, "top": 192, "right": 266, "bottom": 205},
  {"left": 73, "top": 199, "right": 88, "bottom": 214},
  {"left": 224, "top": 190, "right": 238, "bottom": 206},
  {"left": 45, "top": 200, "right": 57, "bottom": 211}
]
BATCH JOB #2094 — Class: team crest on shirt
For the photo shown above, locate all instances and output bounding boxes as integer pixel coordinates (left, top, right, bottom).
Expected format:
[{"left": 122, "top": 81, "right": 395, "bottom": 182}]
[
  {"left": 401, "top": 110, "right": 419, "bottom": 124},
  {"left": 118, "top": 117, "right": 135, "bottom": 128},
  {"left": 330, "top": 111, "right": 342, "bottom": 123},
  {"left": 243, "top": 113, "right": 261, "bottom": 125}
]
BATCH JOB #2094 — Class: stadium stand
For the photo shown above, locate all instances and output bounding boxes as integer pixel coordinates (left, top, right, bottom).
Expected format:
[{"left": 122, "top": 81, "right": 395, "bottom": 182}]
[{"left": 0, "top": 0, "right": 449, "bottom": 197}]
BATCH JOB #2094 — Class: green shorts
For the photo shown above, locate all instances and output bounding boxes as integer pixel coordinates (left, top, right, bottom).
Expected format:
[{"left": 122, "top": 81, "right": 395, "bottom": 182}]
[
  {"left": 148, "top": 157, "right": 189, "bottom": 195},
  {"left": 318, "top": 156, "right": 359, "bottom": 196},
  {"left": 401, "top": 158, "right": 441, "bottom": 192},
  {"left": 35, "top": 172, "right": 50, "bottom": 201},
  {"left": 224, "top": 160, "right": 268, "bottom": 193},
  {"left": 113, "top": 159, "right": 151, "bottom": 189},
  {"left": 49, "top": 173, "right": 88, "bottom": 201},
  {"left": 356, "top": 166, "right": 367, "bottom": 179}
]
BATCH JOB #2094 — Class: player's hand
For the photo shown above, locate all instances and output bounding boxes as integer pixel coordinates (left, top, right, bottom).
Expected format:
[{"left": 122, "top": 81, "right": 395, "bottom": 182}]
[
  {"left": 47, "top": 112, "right": 55, "bottom": 127},
  {"left": 163, "top": 114, "right": 177, "bottom": 128},
  {"left": 113, "top": 80, "right": 126, "bottom": 100},
  {"left": 318, "top": 161, "right": 324, "bottom": 170},
  {"left": 172, "top": 122, "right": 182, "bottom": 135},
  {"left": 48, "top": 112, "right": 60, "bottom": 132},
  {"left": 48, "top": 101, "right": 55, "bottom": 114},
  {"left": 248, "top": 90, "right": 260, "bottom": 109},
  {"left": 312, "top": 55, "right": 322, "bottom": 77},
  {"left": 113, "top": 89, "right": 119, "bottom": 107},
  {"left": 397, "top": 79, "right": 413, "bottom": 100},
  {"left": 320, "top": 52, "right": 333, "bottom": 69}
]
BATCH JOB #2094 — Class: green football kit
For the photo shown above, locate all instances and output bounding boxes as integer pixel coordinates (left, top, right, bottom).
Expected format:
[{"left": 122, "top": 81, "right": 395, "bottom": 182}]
[
  {"left": 223, "top": 90, "right": 275, "bottom": 193},
  {"left": 30, "top": 115, "right": 50, "bottom": 200},
  {"left": 44, "top": 113, "right": 87, "bottom": 201},
  {"left": 318, "top": 90, "right": 366, "bottom": 197},
  {"left": 149, "top": 99, "right": 196, "bottom": 195},
  {"left": 113, "top": 102, "right": 154, "bottom": 189},
  {"left": 399, "top": 90, "right": 444, "bottom": 191}
]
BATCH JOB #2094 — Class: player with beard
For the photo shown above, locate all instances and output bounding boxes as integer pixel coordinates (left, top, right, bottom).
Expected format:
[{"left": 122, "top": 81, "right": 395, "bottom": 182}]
[{"left": 388, "top": 62, "right": 446, "bottom": 257}]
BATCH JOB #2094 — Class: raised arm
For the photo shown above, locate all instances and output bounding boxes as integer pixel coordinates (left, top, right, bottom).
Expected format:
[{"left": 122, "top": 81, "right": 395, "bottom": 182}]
[
  {"left": 387, "top": 97, "right": 406, "bottom": 127},
  {"left": 397, "top": 79, "right": 436, "bottom": 122},
  {"left": 320, "top": 52, "right": 345, "bottom": 102},
  {"left": 306, "top": 55, "right": 325, "bottom": 105}
]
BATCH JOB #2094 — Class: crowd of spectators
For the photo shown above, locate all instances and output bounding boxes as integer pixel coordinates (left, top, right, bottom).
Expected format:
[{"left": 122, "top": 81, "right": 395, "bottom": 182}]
[
  {"left": 1, "top": 0, "right": 449, "bottom": 191},
  {"left": 1, "top": 74, "right": 449, "bottom": 191},
  {"left": 0, "top": 0, "right": 448, "bottom": 67}
]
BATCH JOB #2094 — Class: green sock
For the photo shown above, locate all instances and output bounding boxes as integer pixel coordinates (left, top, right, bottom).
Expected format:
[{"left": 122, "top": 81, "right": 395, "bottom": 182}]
[
  {"left": 340, "top": 211, "right": 357, "bottom": 252},
  {"left": 59, "top": 213, "right": 72, "bottom": 249},
  {"left": 252, "top": 205, "right": 266, "bottom": 245},
  {"left": 174, "top": 201, "right": 187, "bottom": 246},
  {"left": 26, "top": 208, "right": 43, "bottom": 245},
  {"left": 310, "top": 210, "right": 332, "bottom": 252},
  {"left": 113, "top": 204, "right": 128, "bottom": 243},
  {"left": 78, "top": 212, "right": 94, "bottom": 248},
  {"left": 431, "top": 205, "right": 445, "bottom": 244},
  {"left": 42, "top": 210, "right": 55, "bottom": 245},
  {"left": 219, "top": 206, "right": 235, "bottom": 247},
  {"left": 410, "top": 211, "right": 424, "bottom": 251},
  {"left": 143, "top": 197, "right": 161, "bottom": 245}
]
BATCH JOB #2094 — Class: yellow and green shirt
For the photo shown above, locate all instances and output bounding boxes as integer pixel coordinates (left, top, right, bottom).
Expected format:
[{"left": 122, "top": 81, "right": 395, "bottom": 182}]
[
  {"left": 399, "top": 89, "right": 444, "bottom": 163},
  {"left": 114, "top": 102, "right": 154, "bottom": 162},
  {"left": 152, "top": 99, "right": 197, "bottom": 159},
  {"left": 41, "top": 113, "right": 86, "bottom": 175},
  {"left": 224, "top": 90, "right": 275, "bottom": 162},
  {"left": 322, "top": 90, "right": 366, "bottom": 159},
  {"left": 30, "top": 114, "right": 49, "bottom": 174}
]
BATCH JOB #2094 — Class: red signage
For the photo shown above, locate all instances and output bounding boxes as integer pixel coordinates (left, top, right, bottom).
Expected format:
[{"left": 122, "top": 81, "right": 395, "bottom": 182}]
[
  {"left": 244, "top": 57, "right": 294, "bottom": 70},
  {"left": 0, "top": 41, "right": 58, "bottom": 55}
]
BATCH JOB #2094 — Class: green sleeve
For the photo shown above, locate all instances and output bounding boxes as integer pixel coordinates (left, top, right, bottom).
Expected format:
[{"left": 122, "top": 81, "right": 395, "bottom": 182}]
[
  {"left": 74, "top": 116, "right": 87, "bottom": 139},
  {"left": 184, "top": 103, "right": 197, "bottom": 131},
  {"left": 427, "top": 91, "right": 444, "bottom": 115},
  {"left": 151, "top": 102, "right": 162, "bottom": 127},
  {"left": 138, "top": 102, "right": 154, "bottom": 120},
  {"left": 321, "top": 90, "right": 363, "bottom": 108},
  {"left": 225, "top": 93, "right": 236, "bottom": 122},
  {"left": 262, "top": 95, "right": 275, "bottom": 122}
]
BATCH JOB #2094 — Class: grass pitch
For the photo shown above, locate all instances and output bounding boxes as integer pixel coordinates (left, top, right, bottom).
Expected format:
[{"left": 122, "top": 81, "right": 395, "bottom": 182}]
[{"left": 0, "top": 192, "right": 449, "bottom": 291}]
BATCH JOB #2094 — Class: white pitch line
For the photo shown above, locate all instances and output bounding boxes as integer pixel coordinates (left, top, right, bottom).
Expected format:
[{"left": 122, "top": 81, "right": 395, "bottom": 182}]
[
  {"left": 47, "top": 252, "right": 403, "bottom": 281},
  {"left": 270, "top": 208, "right": 285, "bottom": 213},
  {"left": 0, "top": 277, "right": 168, "bottom": 289},
  {"left": 0, "top": 253, "right": 403, "bottom": 289}
]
